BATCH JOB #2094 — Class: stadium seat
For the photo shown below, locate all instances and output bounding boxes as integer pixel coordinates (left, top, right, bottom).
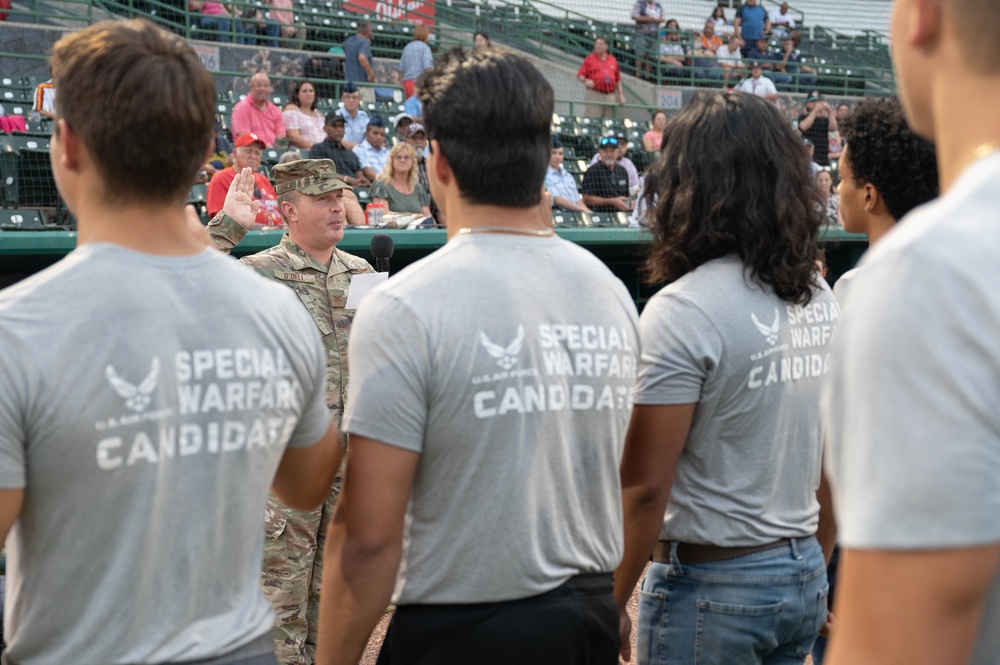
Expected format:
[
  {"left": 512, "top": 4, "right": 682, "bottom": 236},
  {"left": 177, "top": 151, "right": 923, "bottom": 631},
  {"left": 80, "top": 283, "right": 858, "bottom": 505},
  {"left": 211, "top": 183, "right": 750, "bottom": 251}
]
[
  {"left": 552, "top": 210, "right": 583, "bottom": 227},
  {"left": 0, "top": 209, "right": 45, "bottom": 229}
]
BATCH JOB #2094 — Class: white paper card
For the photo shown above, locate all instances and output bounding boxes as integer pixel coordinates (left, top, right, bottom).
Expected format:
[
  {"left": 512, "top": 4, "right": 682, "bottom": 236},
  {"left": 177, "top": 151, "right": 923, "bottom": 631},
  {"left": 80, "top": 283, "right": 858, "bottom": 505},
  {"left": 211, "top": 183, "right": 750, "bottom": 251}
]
[{"left": 345, "top": 272, "right": 388, "bottom": 309}]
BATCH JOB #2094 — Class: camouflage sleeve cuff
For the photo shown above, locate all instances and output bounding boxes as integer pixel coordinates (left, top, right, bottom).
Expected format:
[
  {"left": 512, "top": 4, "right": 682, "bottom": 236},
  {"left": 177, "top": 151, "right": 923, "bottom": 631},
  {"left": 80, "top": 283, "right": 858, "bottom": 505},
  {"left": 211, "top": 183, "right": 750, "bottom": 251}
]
[{"left": 207, "top": 211, "right": 248, "bottom": 253}]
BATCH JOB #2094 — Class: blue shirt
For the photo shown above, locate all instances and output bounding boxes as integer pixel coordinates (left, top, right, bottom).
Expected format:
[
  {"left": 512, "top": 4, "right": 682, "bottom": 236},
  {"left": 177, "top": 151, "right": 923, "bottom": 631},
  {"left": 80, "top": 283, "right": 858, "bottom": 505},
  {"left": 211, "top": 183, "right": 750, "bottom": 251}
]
[
  {"left": 399, "top": 40, "right": 433, "bottom": 82},
  {"left": 343, "top": 34, "right": 373, "bottom": 83},
  {"left": 336, "top": 107, "right": 370, "bottom": 145},
  {"left": 353, "top": 139, "right": 390, "bottom": 176},
  {"left": 545, "top": 165, "right": 583, "bottom": 207},
  {"left": 403, "top": 95, "right": 423, "bottom": 119},
  {"left": 735, "top": 3, "right": 768, "bottom": 41}
]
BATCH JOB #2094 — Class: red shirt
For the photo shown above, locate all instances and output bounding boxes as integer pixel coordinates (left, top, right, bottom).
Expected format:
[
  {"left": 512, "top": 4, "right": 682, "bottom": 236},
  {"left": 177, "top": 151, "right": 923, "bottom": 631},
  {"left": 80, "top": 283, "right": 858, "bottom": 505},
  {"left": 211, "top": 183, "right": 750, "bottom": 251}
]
[
  {"left": 207, "top": 168, "right": 283, "bottom": 226},
  {"left": 231, "top": 97, "right": 286, "bottom": 148},
  {"left": 577, "top": 53, "right": 621, "bottom": 94}
]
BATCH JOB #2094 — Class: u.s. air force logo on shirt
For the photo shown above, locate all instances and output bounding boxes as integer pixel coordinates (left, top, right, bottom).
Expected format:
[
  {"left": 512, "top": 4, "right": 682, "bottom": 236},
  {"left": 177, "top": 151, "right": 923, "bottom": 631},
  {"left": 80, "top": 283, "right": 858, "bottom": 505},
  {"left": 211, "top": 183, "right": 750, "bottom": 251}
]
[
  {"left": 751, "top": 308, "right": 781, "bottom": 346},
  {"left": 105, "top": 358, "right": 160, "bottom": 413},
  {"left": 479, "top": 326, "right": 525, "bottom": 370}
]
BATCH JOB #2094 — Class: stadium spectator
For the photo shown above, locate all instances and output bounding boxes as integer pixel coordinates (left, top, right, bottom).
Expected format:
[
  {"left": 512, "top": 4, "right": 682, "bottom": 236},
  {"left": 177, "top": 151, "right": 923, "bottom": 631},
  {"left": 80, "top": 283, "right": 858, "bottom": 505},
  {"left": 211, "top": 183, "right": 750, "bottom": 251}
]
[
  {"left": 0, "top": 20, "right": 342, "bottom": 665},
  {"left": 279, "top": 149, "right": 301, "bottom": 163},
  {"left": 392, "top": 113, "right": 414, "bottom": 142},
  {"left": 403, "top": 72, "right": 426, "bottom": 122},
  {"left": 708, "top": 5, "right": 732, "bottom": 35},
  {"left": 817, "top": 169, "right": 839, "bottom": 226},
  {"left": 282, "top": 80, "right": 325, "bottom": 150},
  {"left": 231, "top": 72, "right": 286, "bottom": 147},
  {"left": 631, "top": 0, "right": 665, "bottom": 81},
  {"left": 734, "top": 0, "right": 770, "bottom": 56},
  {"left": 403, "top": 123, "right": 440, "bottom": 222},
  {"left": 208, "top": 158, "right": 374, "bottom": 665},
  {"left": 31, "top": 77, "right": 55, "bottom": 120},
  {"left": 769, "top": 1, "right": 796, "bottom": 37},
  {"left": 582, "top": 136, "right": 631, "bottom": 213},
  {"left": 369, "top": 142, "right": 431, "bottom": 217},
  {"left": 642, "top": 109, "right": 667, "bottom": 151},
  {"left": 310, "top": 113, "right": 367, "bottom": 187},
  {"left": 613, "top": 89, "right": 834, "bottom": 665},
  {"left": 658, "top": 19, "right": 687, "bottom": 80},
  {"left": 778, "top": 36, "right": 817, "bottom": 89},
  {"left": 264, "top": 0, "right": 304, "bottom": 48},
  {"left": 804, "top": 138, "right": 821, "bottom": 176},
  {"left": 191, "top": 0, "right": 244, "bottom": 43},
  {"left": 473, "top": 30, "right": 491, "bottom": 49},
  {"left": 207, "top": 132, "right": 283, "bottom": 226},
  {"left": 747, "top": 37, "right": 791, "bottom": 86},
  {"left": 546, "top": 137, "right": 590, "bottom": 212},
  {"left": 692, "top": 20, "right": 724, "bottom": 81},
  {"left": 353, "top": 117, "right": 389, "bottom": 182},
  {"left": 799, "top": 91, "right": 838, "bottom": 165},
  {"left": 316, "top": 45, "right": 638, "bottom": 665},
  {"left": 335, "top": 81, "right": 369, "bottom": 149},
  {"left": 343, "top": 20, "right": 375, "bottom": 86},
  {"left": 835, "top": 101, "right": 851, "bottom": 123},
  {"left": 399, "top": 25, "right": 434, "bottom": 98},
  {"left": 589, "top": 133, "right": 639, "bottom": 193},
  {"left": 736, "top": 61, "right": 778, "bottom": 100},
  {"left": 577, "top": 36, "right": 625, "bottom": 118},
  {"left": 717, "top": 35, "right": 745, "bottom": 82}
]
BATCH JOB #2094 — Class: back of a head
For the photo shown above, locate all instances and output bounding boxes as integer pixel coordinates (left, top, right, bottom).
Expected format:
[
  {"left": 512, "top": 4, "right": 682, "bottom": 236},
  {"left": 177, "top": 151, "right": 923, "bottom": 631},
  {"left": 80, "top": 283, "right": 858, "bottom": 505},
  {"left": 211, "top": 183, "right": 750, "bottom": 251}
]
[
  {"left": 358, "top": 19, "right": 372, "bottom": 35},
  {"left": 418, "top": 46, "right": 553, "bottom": 208},
  {"left": 413, "top": 24, "right": 429, "bottom": 42},
  {"left": 644, "top": 91, "right": 823, "bottom": 304},
  {"left": 50, "top": 19, "right": 216, "bottom": 205},
  {"left": 840, "top": 96, "right": 939, "bottom": 221}
]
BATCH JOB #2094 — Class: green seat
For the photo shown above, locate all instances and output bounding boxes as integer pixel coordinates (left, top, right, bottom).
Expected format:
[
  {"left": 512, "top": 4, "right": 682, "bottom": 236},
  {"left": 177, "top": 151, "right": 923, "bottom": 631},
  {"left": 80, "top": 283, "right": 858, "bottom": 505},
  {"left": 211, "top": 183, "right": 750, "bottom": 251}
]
[
  {"left": 551, "top": 211, "right": 583, "bottom": 227},
  {"left": 0, "top": 209, "right": 45, "bottom": 229}
]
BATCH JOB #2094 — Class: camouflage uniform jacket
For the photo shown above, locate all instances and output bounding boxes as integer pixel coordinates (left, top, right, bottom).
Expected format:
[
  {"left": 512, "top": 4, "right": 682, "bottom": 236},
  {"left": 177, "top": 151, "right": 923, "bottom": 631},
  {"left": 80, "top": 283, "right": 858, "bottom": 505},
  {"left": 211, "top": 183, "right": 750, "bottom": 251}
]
[{"left": 209, "top": 216, "right": 375, "bottom": 418}]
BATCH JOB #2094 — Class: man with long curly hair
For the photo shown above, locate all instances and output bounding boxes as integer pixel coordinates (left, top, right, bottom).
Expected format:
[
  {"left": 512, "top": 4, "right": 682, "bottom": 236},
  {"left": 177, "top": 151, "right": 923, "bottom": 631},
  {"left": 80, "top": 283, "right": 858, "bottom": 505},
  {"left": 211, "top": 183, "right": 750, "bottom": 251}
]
[{"left": 614, "top": 90, "right": 838, "bottom": 665}]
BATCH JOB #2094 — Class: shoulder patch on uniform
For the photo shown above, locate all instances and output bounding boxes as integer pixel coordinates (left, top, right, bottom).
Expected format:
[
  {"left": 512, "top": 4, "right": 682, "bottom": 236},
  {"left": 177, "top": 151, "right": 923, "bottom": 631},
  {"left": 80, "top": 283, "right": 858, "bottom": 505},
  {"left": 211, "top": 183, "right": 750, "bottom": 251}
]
[{"left": 274, "top": 271, "right": 317, "bottom": 283}]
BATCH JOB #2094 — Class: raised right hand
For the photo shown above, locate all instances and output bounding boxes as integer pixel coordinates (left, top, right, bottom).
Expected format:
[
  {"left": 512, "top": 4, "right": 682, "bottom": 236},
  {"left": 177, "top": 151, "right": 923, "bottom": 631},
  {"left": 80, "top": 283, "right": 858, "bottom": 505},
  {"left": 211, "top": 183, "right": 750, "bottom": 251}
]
[{"left": 222, "top": 167, "right": 261, "bottom": 229}]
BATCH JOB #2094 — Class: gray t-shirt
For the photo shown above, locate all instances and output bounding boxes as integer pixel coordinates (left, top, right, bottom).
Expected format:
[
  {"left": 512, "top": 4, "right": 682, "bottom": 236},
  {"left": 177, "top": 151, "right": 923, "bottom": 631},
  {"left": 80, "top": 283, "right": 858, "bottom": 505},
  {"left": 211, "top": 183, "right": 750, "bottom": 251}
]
[
  {"left": 832, "top": 266, "right": 859, "bottom": 303},
  {"left": 342, "top": 232, "right": 639, "bottom": 605},
  {"left": 636, "top": 255, "right": 838, "bottom": 546},
  {"left": 825, "top": 153, "right": 1000, "bottom": 665},
  {"left": 0, "top": 244, "right": 331, "bottom": 665}
]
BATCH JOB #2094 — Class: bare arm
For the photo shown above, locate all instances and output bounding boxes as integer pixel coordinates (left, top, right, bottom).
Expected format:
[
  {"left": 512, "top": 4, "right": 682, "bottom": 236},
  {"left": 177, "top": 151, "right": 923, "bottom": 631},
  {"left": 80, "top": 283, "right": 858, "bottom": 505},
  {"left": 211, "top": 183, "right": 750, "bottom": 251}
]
[
  {"left": 361, "top": 166, "right": 378, "bottom": 182},
  {"left": 616, "top": 79, "right": 626, "bottom": 104},
  {"left": 552, "top": 195, "right": 590, "bottom": 212},
  {"left": 816, "top": 466, "right": 837, "bottom": 565},
  {"left": 827, "top": 545, "right": 1000, "bottom": 665},
  {"left": 316, "top": 436, "right": 420, "bottom": 665},
  {"left": 285, "top": 128, "right": 313, "bottom": 150},
  {"left": 272, "top": 421, "right": 343, "bottom": 510},
  {"left": 0, "top": 489, "right": 24, "bottom": 544},
  {"left": 614, "top": 403, "right": 696, "bottom": 662},
  {"left": 799, "top": 106, "right": 819, "bottom": 132},
  {"left": 733, "top": 15, "right": 742, "bottom": 38},
  {"left": 420, "top": 205, "right": 432, "bottom": 217}
]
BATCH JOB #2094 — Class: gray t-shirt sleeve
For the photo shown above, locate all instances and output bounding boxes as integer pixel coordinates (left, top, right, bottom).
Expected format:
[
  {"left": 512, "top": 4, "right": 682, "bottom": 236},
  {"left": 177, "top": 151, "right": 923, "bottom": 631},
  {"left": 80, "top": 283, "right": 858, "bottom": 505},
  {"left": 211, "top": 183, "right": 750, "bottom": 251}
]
[
  {"left": 828, "top": 253, "right": 1000, "bottom": 549},
  {"left": 635, "top": 292, "right": 722, "bottom": 405},
  {"left": 417, "top": 183, "right": 431, "bottom": 208},
  {"left": 342, "top": 290, "right": 429, "bottom": 453},
  {"left": 284, "top": 304, "right": 334, "bottom": 449},
  {"left": 369, "top": 180, "right": 389, "bottom": 200}
]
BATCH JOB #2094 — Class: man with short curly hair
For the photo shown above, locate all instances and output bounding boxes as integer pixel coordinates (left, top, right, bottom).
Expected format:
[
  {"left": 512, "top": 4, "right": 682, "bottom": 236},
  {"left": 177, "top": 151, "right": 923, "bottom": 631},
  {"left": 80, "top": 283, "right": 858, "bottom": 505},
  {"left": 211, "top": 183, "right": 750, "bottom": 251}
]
[{"left": 832, "top": 96, "right": 938, "bottom": 301}]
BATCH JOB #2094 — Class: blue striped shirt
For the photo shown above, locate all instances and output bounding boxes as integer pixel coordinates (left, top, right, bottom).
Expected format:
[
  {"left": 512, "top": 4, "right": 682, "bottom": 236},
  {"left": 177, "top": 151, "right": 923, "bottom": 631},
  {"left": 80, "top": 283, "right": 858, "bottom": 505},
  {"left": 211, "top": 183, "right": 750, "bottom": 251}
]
[{"left": 545, "top": 166, "right": 582, "bottom": 206}]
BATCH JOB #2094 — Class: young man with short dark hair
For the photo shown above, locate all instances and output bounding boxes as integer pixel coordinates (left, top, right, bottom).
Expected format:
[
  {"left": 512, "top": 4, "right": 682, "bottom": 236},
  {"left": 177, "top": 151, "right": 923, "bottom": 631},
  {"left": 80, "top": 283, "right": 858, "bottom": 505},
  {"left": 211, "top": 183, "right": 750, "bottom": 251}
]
[
  {"left": 317, "top": 45, "right": 639, "bottom": 665},
  {"left": 0, "top": 19, "right": 341, "bottom": 664},
  {"left": 824, "top": 1, "right": 1000, "bottom": 663}
]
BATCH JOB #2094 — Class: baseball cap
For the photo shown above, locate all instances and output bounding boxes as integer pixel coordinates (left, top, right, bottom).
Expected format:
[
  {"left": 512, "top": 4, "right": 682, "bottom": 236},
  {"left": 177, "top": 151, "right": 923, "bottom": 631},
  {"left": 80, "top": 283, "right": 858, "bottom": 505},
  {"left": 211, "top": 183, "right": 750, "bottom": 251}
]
[
  {"left": 552, "top": 136, "right": 563, "bottom": 149},
  {"left": 272, "top": 159, "right": 352, "bottom": 195},
  {"left": 807, "top": 90, "right": 824, "bottom": 102},
  {"left": 234, "top": 132, "right": 266, "bottom": 149},
  {"left": 324, "top": 111, "right": 346, "bottom": 125},
  {"left": 598, "top": 136, "right": 619, "bottom": 148},
  {"left": 393, "top": 113, "right": 414, "bottom": 128},
  {"left": 342, "top": 81, "right": 359, "bottom": 94},
  {"left": 407, "top": 123, "right": 426, "bottom": 138},
  {"left": 751, "top": 60, "right": 763, "bottom": 68},
  {"left": 367, "top": 116, "right": 385, "bottom": 129}
]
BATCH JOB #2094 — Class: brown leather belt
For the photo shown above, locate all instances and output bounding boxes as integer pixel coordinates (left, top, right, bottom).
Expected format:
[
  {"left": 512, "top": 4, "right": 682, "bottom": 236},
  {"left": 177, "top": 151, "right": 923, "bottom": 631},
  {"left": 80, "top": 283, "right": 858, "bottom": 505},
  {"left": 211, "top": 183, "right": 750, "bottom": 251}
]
[{"left": 652, "top": 539, "right": 792, "bottom": 564}]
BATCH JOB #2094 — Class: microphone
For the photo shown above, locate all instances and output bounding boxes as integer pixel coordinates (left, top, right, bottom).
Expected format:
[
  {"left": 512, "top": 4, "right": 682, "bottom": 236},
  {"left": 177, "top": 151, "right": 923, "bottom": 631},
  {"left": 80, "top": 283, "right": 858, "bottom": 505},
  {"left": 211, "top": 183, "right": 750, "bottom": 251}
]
[{"left": 370, "top": 233, "right": 394, "bottom": 273}]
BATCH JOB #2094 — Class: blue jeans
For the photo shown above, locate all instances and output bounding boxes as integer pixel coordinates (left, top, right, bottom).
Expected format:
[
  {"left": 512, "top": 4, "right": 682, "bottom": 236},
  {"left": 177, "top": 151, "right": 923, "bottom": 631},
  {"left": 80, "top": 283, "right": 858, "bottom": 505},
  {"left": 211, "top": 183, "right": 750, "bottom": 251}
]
[{"left": 637, "top": 536, "right": 827, "bottom": 665}]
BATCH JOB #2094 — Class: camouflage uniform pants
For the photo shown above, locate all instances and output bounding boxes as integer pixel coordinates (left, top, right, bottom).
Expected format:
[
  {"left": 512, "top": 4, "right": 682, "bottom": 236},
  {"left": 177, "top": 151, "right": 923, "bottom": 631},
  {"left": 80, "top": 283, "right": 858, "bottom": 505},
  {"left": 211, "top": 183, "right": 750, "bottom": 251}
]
[{"left": 261, "top": 461, "right": 344, "bottom": 665}]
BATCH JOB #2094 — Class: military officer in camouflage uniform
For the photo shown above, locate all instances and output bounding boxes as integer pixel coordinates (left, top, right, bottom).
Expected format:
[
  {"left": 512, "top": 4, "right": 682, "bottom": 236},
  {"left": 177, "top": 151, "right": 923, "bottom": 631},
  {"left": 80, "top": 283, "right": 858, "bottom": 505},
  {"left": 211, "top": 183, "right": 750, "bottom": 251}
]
[{"left": 208, "top": 159, "right": 375, "bottom": 665}]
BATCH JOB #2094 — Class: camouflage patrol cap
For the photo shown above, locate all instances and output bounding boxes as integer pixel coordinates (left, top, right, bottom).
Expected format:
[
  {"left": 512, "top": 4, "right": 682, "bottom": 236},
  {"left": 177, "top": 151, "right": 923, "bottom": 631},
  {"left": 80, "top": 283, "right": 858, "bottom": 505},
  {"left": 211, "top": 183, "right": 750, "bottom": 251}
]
[{"left": 272, "top": 159, "right": 353, "bottom": 195}]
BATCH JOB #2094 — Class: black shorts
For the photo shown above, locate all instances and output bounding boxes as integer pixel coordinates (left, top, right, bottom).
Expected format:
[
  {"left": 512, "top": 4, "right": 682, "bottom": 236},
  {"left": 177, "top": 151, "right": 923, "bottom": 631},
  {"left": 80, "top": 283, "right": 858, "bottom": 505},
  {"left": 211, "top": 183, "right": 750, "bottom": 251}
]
[{"left": 376, "top": 573, "right": 618, "bottom": 665}]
